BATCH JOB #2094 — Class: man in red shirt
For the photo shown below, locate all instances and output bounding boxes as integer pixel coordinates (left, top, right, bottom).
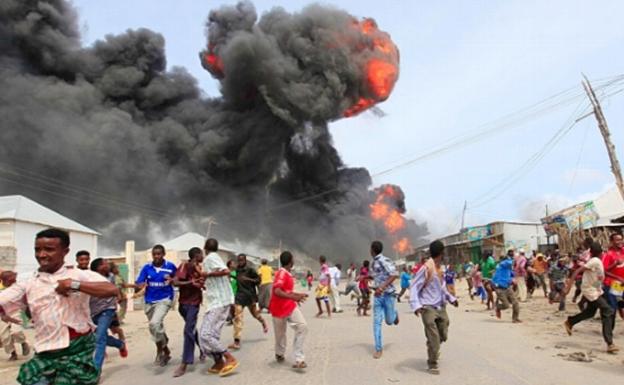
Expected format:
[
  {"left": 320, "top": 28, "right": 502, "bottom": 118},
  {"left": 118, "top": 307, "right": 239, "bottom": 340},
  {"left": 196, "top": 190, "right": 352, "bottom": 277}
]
[
  {"left": 269, "top": 251, "right": 308, "bottom": 369},
  {"left": 603, "top": 233, "right": 624, "bottom": 326},
  {"left": 172, "top": 247, "right": 205, "bottom": 377}
]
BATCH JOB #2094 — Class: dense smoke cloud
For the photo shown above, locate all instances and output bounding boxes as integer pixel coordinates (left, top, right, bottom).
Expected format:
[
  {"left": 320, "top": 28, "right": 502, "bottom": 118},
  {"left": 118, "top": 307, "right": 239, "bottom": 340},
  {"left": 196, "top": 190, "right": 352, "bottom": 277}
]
[{"left": 0, "top": 0, "right": 427, "bottom": 261}]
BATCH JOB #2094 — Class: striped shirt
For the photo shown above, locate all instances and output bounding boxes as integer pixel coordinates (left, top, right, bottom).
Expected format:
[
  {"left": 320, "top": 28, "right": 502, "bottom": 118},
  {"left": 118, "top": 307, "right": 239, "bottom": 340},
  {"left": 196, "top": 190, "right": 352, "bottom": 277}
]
[
  {"left": 0, "top": 267, "right": 106, "bottom": 353},
  {"left": 203, "top": 252, "right": 234, "bottom": 311}
]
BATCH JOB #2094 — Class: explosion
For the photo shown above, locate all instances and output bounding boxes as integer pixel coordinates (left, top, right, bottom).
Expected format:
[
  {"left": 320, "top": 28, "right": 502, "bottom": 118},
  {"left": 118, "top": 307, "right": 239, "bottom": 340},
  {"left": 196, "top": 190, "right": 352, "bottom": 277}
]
[
  {"left": 370, "top": 185, "right": 413, "bottom": 256},
  {"left": 0, "top": 0, "right": 425, "bottom": 263}
]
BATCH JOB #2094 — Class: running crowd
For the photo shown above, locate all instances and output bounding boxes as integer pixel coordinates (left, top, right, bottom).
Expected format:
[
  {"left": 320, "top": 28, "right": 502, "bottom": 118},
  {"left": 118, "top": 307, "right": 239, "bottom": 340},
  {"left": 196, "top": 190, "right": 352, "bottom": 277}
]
[{"left": 0, "top": 228, "right": 623, "bottom": 384}]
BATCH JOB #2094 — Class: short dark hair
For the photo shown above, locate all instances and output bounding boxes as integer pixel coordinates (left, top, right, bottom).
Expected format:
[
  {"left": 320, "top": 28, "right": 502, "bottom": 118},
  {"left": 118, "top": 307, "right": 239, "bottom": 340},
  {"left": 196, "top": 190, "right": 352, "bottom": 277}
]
[
  {"left": 363, "top": 260, "right": 370, "bottom": 268},
  {"left": 610, "top": 232, "right": 623, "bottom": 241},
  {"left": 371, "top": 241, "right": 383, "bottom": 255},
  {"left": 336, "top": 263, "right": 342, "bottom": 270},
  {"left": 237, "top": 253, "right": 247, "bottom": 260},
  {"left": 319, "top": 255, "right": 326, "bottom": 263},
  {"left": 261, "top": 259, "right": 268, "bottom": 265},
  {"left": 76, "top": 250, "right": 90, "bottom": 259},
  {"left": 90, "top": 258, "right": 105, "bottom": 272},
  {"left": 152, "top": 244, "right": 165, "bottom": 254},
  {"left": 188, "top": 247, "right": 202, "bottom": 259},
  {"left": 205, "top": 238, "right": 219, "bottom": 252},
  {"left": 280, "top": 251, "right": 293, "bottom": 267},
  {"left": 36, "top": 228, "right": 70, "bottom": 248},
  {"left": 590, "top": 242, "right": 603, "bottom": 257},
  {"left": 430, "top": 240, "right": 445, "bottom": 258},
  {"left": 583, "top": 237, "right": 594, "bottom": 247}
]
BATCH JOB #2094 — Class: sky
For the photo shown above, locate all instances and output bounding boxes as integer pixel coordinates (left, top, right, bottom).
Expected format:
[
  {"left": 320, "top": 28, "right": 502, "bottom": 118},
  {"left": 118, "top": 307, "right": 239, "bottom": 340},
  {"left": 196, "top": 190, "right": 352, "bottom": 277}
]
[{"left": 71, "top": 0, "right": 624, "bottom": 242}]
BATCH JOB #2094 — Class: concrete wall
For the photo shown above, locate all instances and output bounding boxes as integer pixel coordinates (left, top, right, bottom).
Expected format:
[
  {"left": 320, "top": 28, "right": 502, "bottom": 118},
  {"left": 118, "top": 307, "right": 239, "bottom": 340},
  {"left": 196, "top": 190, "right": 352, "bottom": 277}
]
[
  {"left": 502, "top": 223, "right": 547, "bottom": 253},
  {"left": 9, "top": 221, "right": 98, "bottom": 277}
]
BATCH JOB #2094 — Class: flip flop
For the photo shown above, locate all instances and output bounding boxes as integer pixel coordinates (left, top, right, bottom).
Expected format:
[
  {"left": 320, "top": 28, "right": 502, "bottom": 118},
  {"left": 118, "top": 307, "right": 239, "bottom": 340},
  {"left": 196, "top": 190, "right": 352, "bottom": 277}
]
[
  {"left": 219, "top": 361, "right": 239, "bottom": 377},
  {"left": 292, "top": 361, "right": 307, "bottom": 369},
  {"left": 207, "top": 367, "right": 221, "bottom": 374}
]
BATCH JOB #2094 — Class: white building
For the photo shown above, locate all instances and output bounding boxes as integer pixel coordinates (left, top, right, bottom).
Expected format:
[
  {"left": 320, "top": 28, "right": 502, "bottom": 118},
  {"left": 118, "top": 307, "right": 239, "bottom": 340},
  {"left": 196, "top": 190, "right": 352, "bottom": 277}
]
[{"left": 0, "top": 195, "right": 99, "bottom": 276}]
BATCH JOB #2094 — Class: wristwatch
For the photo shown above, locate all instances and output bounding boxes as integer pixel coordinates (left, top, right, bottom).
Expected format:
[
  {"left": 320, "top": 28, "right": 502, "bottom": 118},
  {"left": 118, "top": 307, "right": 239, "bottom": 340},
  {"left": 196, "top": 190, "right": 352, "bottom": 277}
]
[{"left": 70, "top": 280, "right": 81, "bottom": 291}]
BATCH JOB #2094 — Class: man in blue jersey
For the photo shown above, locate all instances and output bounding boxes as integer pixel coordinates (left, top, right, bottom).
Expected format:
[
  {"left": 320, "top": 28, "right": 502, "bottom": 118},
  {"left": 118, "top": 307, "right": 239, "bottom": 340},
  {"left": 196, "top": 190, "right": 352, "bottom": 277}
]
[
  {"left": 493, "top": 250, "right": 521, "bottom": 323},
  {"left": 133, "top": 244, "right": 177, "bottom": 366}
]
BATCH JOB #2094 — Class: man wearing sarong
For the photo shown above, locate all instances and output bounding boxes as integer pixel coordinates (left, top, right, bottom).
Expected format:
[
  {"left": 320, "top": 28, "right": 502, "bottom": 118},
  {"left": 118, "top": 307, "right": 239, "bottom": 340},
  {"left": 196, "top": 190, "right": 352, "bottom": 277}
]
[{"left": 0, "top": 228, "right": 118, "bottom": 385}]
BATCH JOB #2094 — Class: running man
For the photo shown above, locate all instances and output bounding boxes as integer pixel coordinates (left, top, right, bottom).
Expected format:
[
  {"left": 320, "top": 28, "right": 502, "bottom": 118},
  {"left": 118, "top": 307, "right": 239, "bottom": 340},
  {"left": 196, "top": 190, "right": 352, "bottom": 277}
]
[
  {"left": 257, "top": 259, "right": 273, "bottom": 312},
  {"left": 198, "top": 238, "right": 239, "bottom": 376},
  {"left": 89, "top": 258, "right": 128, "bottom": 372},
  {"left": 370, "top": 241, "right": 399, "bottom": 359},
  {"left": 397, "top": 266, "right": 411, "bottom": 302},
  {"left": 0, "top": 228, "right": 118, "bottom": 385},
  {"left": 315, "top": 256, "right": 332, "bottom": 318},
  {"left": 493, "top": 251, "right": 521, "bottom": 323},
  {"left": 409, "top": 240, "right": 458, "bottom": 375},
  {"left": 132, "top": 245, "right": 176, "bottom": 366},
  {"left": 340, "top": 263, "right": 361, "bottom": 300},
  {"left": 270, "top": 251, "right": 308, "bottom": 369},
  {"left": 230, "top": 254, "right": 268, "bottom": 350},
  {"left": 357, "top": 260, "right": 371, "bottom": 316},
  {"left": 564, "top": 242, "right": 619, "bottom": 354},
  {"left": 329, "top": 264, "right": 343, "bottom": 313},
  {"left": 0, "top": 271, "right": 30, "bottom": 361},
  {"left": 173, "top": 247, "right": 205, "bottom": 377}
]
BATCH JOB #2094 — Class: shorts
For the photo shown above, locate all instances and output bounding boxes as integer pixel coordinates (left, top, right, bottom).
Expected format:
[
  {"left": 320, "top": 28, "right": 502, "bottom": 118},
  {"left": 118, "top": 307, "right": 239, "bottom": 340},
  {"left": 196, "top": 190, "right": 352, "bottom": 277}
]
[{"left": 315, "top": 285, "right": 330, "bottom": 300}]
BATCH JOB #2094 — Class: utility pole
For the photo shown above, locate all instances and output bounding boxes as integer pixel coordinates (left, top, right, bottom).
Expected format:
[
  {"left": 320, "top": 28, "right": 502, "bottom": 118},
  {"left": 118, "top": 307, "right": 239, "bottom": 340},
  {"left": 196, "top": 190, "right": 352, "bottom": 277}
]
[
  {"left": 545, "top": 204, "right": 550, "bottom": 246},
  {"left": 582, "top": 75, "right": 624, "bottom": 202},
  {"left": 460, "top": 200, "right": 467, "bottom": 231}
]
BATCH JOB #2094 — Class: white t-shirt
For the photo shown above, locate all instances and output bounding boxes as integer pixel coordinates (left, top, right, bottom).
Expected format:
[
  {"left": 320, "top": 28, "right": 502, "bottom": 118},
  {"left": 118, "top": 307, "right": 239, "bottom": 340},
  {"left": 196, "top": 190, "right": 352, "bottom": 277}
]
[
  {"left": 203, "top": 252, "right": 234, "bottom": 310},
  {"left": 329, "top": 267, "right": 341, "bottom": 288},
  {"left": 346, "top": 268, "right": 357, "bottom": 284},
  {"left": 581, "top": 257, "right": 604, "bottom": 302}
]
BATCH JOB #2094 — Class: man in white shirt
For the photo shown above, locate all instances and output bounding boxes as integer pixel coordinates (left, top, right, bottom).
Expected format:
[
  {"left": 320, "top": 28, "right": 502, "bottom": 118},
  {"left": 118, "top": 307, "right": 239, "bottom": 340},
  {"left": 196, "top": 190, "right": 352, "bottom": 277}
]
[
  {"left": 199, "top": 238, "right": 239, "bottom": 376},
  {"left": 564, "top": 242, "right": 618, "bottom": 354},
  {"left": 328, "top": 264, "right": 343, "bottom": 313}
]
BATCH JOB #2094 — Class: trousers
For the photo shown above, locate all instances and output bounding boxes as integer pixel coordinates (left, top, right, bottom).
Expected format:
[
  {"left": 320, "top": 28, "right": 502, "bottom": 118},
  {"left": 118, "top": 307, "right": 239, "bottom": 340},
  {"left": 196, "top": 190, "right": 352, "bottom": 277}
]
[
  {"left": 144, "top": 299, "right": 172, "bottom": 343},
  {"left": 273, "top": 307, "right": 307, "bottom": 362},
  {"left": 421, "top": 307, "right": 449, "bottom": 366}
]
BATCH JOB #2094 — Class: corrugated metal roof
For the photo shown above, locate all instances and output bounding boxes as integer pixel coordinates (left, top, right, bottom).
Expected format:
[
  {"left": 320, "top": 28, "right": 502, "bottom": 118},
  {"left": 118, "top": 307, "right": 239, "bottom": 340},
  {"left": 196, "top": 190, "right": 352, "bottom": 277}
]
[{"left": 0, "top": 195, "right": 98, "bottom": 235}]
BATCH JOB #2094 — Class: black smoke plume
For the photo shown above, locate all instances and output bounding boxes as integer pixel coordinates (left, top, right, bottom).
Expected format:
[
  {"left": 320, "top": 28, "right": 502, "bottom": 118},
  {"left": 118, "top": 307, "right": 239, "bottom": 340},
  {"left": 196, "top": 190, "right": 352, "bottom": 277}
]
[{"left": 0, "top": 0, "right": 427, "bottom": 261}]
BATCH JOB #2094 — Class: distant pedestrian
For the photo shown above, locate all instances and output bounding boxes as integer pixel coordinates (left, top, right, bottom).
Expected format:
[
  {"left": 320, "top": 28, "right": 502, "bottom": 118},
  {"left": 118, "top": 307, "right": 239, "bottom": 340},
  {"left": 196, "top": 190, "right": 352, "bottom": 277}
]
[
  {"left": 132, "top": 245, "right": 176, "bottom": 366},
  {"left": 357, "top": 260, "right": 371, "bottom": 316},
  {"left": 340, "top": 263, "right": 361, "bottom": 300},
  {"left": 329, "top": 264, "right": 343, "bottom": 313},
  {"left": 269, "top": 251, "right": 308, "bottom": 369},
  {"left": 306, "top": 271, "right": 313, "bottom": 291},
  {"left": 564, "top": 242, "right": 619, "bottom": 354},
  {"left": 472, "top": 266, "right": 486, "bottom": 303},
  {"left": 397, "top": 266, "right": 411, "bottom": 302},
  {"left": 532, "top": 253, "right": 549, "bottom": 297},
  {"left": 110, "top": 263, "right": 128, "bottom": 323},
  {"left": 493, "top": 250, "right": 521, "bottom": 323},
  {"left": 548, "top": 257, "right": 570, "bottom": 312},
  {"left": 315, "top": 256, "right": 332, "bottom": 318},
  {"left": 198, "top": 238, "right": 239, "bottom": 376},
  {"left": 481, "top": 253, "right": 497, "bottom": 309},
  {"left": 257, "top": 259, "right": 274, "bottom": 311},
  {"left": 370, "top": 241, "right": 399, "bottom": 359},
  {"left": 514, "top": 250, "right": 528, "bottom": 302},
  {"left": 172, "top": 247, "right": 205, "bottom": 378},
  {"left": 444, "top": 265, "right": 456, "bottom": 297},
  {"left": 409, "top": 240, "right": 458, "bottom": 375}
]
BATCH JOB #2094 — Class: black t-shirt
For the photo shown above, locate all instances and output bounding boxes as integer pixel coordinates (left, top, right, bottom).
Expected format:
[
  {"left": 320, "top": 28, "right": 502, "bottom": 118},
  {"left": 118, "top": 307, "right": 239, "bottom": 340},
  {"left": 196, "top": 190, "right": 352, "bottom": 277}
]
[{"left": 235, "top": 266, "right": 260, "bottom": 306}]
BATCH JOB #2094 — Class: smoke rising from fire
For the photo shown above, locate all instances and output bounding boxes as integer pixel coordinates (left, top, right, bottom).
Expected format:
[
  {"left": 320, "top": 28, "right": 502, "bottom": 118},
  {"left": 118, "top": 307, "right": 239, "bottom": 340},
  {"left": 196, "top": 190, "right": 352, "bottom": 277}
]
[{"left": 0, "top": 0, "right": 426, "bottom": 261}]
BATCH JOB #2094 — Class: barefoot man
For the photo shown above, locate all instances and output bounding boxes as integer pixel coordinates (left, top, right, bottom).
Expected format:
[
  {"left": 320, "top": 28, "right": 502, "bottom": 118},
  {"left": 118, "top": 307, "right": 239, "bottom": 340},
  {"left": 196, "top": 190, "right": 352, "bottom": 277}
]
[{"left": 0, "top": 228, "right": 118, "bottom": 385}]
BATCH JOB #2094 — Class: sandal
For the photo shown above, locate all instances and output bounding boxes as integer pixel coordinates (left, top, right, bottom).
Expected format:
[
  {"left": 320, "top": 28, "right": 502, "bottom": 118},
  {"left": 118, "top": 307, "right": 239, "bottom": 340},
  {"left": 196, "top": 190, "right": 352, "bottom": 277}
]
[
  {"left": 275, "top": 354, "right": 285, "bottom": 363},
  {"left": 219, "top": 361, "right": 239, "bottom": 376},
  {"left": 292, "top": 361, "right": 307, "bottom": 369}
]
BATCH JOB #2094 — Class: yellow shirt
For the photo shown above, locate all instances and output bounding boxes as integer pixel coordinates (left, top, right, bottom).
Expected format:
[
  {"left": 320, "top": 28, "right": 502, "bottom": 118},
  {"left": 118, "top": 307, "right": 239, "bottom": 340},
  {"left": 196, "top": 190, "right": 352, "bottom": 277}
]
[{"left": 258, "top": 265, "right": 274, "bottom": 285}]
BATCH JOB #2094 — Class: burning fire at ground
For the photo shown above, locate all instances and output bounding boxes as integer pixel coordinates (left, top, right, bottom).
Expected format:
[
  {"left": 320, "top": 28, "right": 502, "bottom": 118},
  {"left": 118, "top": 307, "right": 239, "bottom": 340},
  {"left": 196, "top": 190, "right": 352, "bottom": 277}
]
[{"left": 370, "top": 185, "right": 413, "bottom": 255}]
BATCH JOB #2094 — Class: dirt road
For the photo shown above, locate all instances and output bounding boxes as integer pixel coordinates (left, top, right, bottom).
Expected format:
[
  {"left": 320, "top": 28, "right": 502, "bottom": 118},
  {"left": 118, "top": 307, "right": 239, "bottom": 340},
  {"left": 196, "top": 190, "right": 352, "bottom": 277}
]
[{"left": 1, "top": 283, "right": 623, "bottom": 384}]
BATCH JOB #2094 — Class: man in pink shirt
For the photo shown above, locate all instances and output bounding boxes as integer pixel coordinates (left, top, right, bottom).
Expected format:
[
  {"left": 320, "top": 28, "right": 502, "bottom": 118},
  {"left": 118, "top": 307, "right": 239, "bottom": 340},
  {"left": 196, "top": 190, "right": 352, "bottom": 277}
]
[
  {"left": 0, "top": 228, "right": 118, "bottom": 385},
  {"left": 514, "top": 250, "right": 528, "bottom": 302}
]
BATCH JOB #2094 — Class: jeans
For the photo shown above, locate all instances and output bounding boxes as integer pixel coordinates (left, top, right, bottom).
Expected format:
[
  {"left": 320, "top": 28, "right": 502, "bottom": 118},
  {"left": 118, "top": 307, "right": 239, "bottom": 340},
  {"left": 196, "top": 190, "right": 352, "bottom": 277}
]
[
  {"left": 178, "top": 303, "right": 200, "bottom": 364},
  {"left": 373, "top": 293, "right": 397, "bottom": 352},
  {"left": 92, "top": 309, "right": 124, "bottom": 370}
]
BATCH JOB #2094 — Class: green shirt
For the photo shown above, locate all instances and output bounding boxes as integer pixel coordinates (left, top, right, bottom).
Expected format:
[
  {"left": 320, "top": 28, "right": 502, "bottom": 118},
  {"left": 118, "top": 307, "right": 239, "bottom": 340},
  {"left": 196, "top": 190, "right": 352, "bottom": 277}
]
[
  {"left": 230, "top": 270, "right": 238, "bottom": 294},
  {"left": 482, "top": 256, "right": 496, "bottom": 279}
]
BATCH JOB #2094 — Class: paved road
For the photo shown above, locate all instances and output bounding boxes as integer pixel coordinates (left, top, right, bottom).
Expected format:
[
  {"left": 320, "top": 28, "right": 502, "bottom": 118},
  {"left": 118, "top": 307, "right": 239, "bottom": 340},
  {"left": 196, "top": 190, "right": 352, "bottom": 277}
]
[{"left": 1, "top": 286, "right": 623, "bottom": 385}]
